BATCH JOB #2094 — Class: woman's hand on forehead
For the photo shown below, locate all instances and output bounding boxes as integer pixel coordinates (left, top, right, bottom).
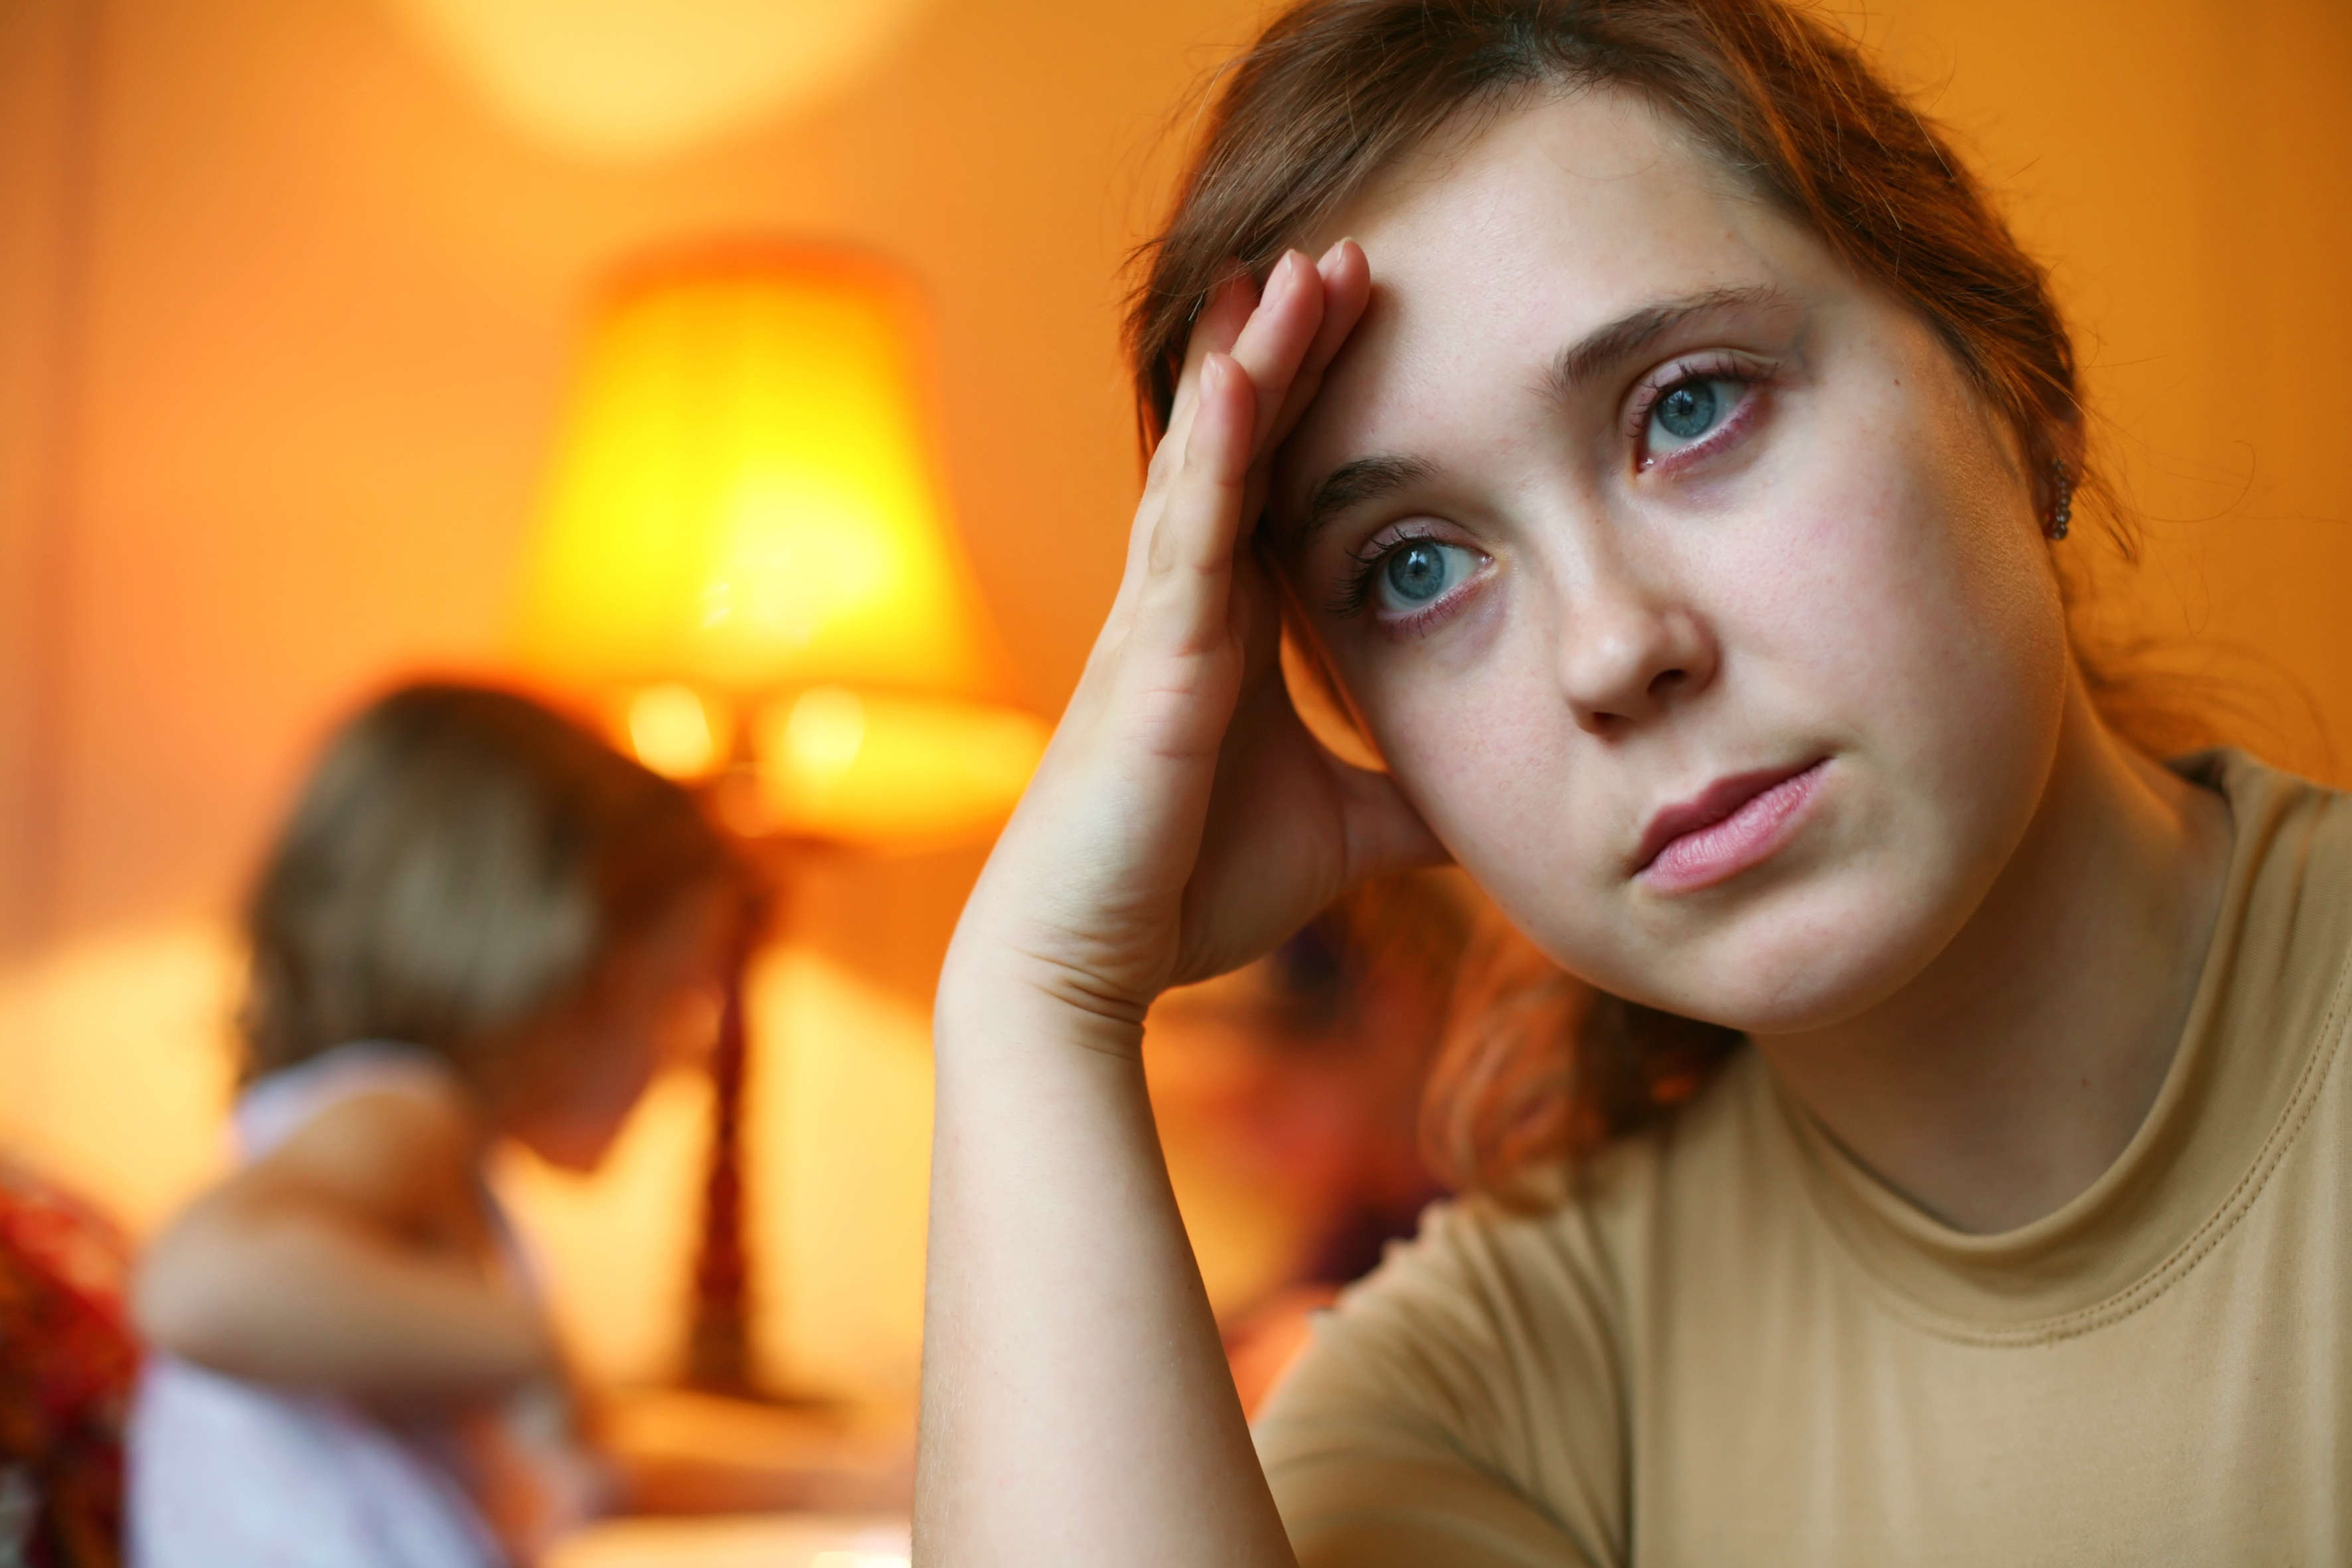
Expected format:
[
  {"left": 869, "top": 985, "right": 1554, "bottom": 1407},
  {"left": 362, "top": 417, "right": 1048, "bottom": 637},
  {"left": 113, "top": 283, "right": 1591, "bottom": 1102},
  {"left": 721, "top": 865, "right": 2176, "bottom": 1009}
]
[
  {"left": 1130, "top": 244, "right": 1374, "bottom": 600},
  {"left": 943, "top": 238, "right": 1444, "bottom": 1042},
  {"left": 921, "top": 240, "right": 1441, "bottom": 1568}
]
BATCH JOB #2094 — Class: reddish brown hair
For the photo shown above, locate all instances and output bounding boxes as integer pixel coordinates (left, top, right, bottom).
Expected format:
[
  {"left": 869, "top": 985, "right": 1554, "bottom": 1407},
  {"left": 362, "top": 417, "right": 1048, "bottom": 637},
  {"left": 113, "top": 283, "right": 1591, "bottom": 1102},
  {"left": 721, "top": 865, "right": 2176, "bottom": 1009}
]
[{"left": 1125, "top": 0, "right": 2137, "bottom": 1204}]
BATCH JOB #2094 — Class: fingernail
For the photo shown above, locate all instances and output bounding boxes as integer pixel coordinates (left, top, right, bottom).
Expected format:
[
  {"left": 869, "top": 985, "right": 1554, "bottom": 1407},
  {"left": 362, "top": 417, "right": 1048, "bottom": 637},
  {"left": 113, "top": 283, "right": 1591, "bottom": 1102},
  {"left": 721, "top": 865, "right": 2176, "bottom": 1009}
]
[
  {"left": 1317, "top": 238, "right": 1348, "bottom": 272},
  {"left": 1265, "top": 250, "right": 1305, "bottom": 305}
]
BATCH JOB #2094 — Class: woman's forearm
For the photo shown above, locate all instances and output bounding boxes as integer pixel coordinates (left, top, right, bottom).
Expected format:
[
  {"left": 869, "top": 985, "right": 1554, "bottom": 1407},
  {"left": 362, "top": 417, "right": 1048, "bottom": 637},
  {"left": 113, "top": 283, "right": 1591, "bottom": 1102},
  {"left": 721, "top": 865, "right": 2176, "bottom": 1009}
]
[
  {"left": 915, "top": 982, "right": 1295, "bottom": 1567},
  {"left": 913, "top": 244, "right": 1402, "bottom": 1563},
  {"left": 135, "top": 1196, "right": 551, "bottom": 1400}
]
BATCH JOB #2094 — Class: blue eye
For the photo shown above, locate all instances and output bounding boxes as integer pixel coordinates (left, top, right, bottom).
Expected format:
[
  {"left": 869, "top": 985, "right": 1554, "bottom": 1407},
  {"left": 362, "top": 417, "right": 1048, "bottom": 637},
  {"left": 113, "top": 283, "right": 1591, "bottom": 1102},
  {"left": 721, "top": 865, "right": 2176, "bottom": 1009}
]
[
  {"left": 1647, "top": 375, "right": 1742, "bottom": 453},
  {"left": 1375, "top": 539, "right": 1475, "bottom": 611}
]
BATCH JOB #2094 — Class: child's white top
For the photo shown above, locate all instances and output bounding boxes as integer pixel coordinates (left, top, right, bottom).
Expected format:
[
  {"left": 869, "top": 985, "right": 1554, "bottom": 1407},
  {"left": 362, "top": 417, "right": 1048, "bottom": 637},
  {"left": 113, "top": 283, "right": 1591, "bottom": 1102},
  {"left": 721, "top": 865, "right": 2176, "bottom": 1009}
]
[{"left": 126, "top": 1042, "right": 551, "bottom": 1568}]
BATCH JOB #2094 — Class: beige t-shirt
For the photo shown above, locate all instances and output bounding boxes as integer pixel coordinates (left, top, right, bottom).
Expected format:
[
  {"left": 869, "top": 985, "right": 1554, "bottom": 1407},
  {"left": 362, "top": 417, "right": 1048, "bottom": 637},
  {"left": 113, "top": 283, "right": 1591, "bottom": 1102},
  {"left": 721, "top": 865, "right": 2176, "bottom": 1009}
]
[{"left": 1257, "top": 751, "right": 2350, "bottom": 1565}]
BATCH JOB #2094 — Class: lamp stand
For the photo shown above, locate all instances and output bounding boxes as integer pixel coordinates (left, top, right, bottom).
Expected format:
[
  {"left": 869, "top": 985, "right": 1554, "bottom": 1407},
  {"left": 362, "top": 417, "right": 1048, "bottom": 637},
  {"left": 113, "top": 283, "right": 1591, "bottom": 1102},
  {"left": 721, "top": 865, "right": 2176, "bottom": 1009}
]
[
  {"left": 683, "top": 900, "right": 758, "bottom": 1394},
  {"left": 678, "top": 809, "right": 842, "bottom": 1410}
]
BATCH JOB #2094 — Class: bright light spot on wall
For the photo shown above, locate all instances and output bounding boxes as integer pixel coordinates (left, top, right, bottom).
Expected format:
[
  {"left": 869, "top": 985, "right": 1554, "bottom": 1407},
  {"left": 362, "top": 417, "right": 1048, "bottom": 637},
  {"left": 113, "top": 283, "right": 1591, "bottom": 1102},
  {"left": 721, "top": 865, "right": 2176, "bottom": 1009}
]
[
  {"left": 387, "top": 0, "right": 943, "bottom": 162},
  {"left": 625, "top": 682, "right": 725, "bottom": 778},
  {"left": 778, "top": 685, "right": 868, "bottom": 788},
  {"left": 0, "top": 921, "right": 242, "bottom": 1236},
  {"left": 752, "top": 690, "right": 1046, "bottom": 849}
]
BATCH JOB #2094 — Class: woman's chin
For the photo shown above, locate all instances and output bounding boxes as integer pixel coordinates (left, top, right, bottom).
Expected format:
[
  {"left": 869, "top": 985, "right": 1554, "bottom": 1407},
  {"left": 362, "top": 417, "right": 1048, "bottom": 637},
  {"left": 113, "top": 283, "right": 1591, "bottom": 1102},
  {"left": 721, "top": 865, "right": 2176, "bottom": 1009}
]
[
  {"left": 1688, "top": 967, "right": 1901, "bottom": 1038},
  {"left": 1616, "top": 884, "right": 1958, "bottom": 1038}
]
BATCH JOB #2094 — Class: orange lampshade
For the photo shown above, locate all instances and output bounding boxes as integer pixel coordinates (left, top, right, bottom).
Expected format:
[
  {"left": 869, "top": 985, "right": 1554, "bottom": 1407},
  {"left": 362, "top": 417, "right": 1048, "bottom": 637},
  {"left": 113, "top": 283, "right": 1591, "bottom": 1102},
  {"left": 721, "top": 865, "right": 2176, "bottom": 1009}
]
[{"left": 516, "top": 243, "right": 1046, "bottom": 846}]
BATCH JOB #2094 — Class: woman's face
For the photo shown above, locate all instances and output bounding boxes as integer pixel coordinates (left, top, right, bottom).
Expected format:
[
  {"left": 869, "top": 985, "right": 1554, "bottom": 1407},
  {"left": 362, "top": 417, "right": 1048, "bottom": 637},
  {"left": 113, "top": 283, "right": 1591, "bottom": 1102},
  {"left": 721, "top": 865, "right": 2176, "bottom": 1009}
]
[{"left": 1276, "top": 90, "right": 2071, "bottom": 1034}]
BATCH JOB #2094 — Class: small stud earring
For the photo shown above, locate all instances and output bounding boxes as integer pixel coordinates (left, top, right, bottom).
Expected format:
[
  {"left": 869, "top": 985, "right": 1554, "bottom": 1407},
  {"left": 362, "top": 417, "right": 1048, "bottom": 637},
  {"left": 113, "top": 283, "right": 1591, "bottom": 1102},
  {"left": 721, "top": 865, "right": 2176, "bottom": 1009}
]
[{"left": 2047, "top": 459, "right": 2073, "bottom": 542}]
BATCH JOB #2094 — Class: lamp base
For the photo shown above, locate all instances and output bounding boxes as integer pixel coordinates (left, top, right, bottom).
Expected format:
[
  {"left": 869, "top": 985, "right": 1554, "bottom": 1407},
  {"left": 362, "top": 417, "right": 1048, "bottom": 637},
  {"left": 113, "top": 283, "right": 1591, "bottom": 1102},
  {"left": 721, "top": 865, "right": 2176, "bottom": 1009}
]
[
  {"left": 597, "top": 1384, "right": 915, "bottom": 1517},
  {"left": 682, "top": 1314, "right": 842, "bottom": 1414}
]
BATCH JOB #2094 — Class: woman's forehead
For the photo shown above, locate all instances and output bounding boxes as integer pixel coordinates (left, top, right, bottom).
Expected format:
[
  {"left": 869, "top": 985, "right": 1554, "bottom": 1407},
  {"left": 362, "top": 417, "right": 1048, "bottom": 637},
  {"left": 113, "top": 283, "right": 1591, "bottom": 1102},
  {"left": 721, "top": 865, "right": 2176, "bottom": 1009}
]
[{"left": 1283, "top": 92, "right": 1813, "bottom": 478}]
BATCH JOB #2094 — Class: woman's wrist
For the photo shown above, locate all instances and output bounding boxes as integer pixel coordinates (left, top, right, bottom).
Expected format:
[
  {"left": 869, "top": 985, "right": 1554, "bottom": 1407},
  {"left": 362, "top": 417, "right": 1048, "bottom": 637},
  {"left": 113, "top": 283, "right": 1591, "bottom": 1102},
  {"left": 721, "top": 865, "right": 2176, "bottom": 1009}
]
[{"left": 934, "top": 952, "right": 1151, "bottom": 1066}]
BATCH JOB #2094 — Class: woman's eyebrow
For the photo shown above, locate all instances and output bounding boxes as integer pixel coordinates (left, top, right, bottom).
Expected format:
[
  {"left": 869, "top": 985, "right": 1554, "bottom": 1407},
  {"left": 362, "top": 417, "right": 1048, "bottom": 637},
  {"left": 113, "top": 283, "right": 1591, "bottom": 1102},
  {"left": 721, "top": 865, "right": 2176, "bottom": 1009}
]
[
  {"left": 1542, "top": 283, "right": 1791, "bottom": 401},
  {"left": 1285, "top": 453, "right": 1439, "bottom": 550}
]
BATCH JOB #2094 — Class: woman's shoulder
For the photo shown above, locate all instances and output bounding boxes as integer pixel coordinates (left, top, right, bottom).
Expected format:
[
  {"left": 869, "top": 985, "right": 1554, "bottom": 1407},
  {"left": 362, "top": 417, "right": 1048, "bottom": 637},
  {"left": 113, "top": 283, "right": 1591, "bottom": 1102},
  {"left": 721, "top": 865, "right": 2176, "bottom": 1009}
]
[
  {"left": 1253, "top": 1051, "right": 1782, "bottom": 1563},
  {"left": 2176, "top": 749, "right": 2352, "bottom": 1027},
  {"left": 2177, "top": 747, "right": 2352, "bottom": 879},
  {"left": 1317, "top": 1044, "right": 1780, "bottom": 1327}
]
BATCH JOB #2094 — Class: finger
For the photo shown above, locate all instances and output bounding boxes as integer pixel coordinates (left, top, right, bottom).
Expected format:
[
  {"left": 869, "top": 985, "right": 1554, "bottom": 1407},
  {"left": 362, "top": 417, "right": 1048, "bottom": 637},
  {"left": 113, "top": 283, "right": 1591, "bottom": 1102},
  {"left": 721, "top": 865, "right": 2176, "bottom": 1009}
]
[
  {"left": 1117, "top": 270, "right": 1257, "bottom": 615},
  {"left": 1168, "top": 269, "right": 1255, "bottom": 426},
  {"left": 1135, "top": 352, "right": 1257, "bottom": 651},
  {"left": 1224, "top": 250, "right": 1328, "bottom": 454},
  {"left": 1121, "top": 249, "right": 1332, "bottom": 634},
  {"left": 1226, "top": 242, "right": 1368, "bottom": 536},
  {"left": 1145, "top": 252, "right": 1312, "bottom": 538},
  {"left": 1150, "top": 270, "right": 1256, "bottom": 491},
  {"left": 1262, "top": 238, "right": 1372, "bottom": 451}
]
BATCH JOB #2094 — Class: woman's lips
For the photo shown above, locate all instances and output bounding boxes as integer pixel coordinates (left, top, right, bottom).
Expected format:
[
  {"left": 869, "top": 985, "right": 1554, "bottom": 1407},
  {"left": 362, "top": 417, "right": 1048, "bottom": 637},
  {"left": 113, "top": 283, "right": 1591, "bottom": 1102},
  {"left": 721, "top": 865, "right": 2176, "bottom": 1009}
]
[{"left": 1634, "top": 758, "right": 1828, "bottom": 893}]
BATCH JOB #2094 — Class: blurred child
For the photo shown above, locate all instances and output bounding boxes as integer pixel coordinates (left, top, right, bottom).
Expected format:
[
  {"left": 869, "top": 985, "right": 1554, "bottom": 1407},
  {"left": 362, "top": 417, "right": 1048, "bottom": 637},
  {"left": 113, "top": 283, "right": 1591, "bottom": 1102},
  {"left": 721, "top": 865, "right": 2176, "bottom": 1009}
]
[{"left": 126, "top": 681, "right": 744, "bottom": 1568}]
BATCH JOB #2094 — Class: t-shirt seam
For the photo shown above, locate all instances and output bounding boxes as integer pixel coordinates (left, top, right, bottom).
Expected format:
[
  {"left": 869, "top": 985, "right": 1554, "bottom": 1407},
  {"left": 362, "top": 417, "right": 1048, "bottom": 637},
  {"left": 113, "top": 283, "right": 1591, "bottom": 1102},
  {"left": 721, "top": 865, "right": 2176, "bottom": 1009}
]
[{"left": 1841, "top": 929, "right": 2352, "bottom": 1348}]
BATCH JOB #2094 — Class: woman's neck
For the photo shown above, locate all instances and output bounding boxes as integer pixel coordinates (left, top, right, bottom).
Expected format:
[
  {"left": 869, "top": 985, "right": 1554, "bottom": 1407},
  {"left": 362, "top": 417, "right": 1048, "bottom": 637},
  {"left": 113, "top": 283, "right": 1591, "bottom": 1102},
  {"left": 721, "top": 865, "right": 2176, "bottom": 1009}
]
[{"left": 1752, "top": 682, "right": 2235, "bottom": 1235}]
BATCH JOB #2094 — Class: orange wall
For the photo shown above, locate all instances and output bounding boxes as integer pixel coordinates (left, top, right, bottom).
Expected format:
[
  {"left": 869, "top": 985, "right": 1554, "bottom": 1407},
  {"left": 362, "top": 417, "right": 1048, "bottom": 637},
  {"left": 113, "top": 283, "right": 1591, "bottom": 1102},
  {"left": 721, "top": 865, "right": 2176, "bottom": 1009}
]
[{"left": 1867, "top": 0, "right": 2352, "bottom": 773}]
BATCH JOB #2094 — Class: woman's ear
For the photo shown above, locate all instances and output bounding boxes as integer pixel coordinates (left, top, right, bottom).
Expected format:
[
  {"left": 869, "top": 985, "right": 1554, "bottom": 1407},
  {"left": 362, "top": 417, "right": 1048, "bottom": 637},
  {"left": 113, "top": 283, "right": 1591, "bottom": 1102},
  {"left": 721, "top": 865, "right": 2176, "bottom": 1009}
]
[{"left": 1277, "top": 607, "right": 1389, "bottom": 773}]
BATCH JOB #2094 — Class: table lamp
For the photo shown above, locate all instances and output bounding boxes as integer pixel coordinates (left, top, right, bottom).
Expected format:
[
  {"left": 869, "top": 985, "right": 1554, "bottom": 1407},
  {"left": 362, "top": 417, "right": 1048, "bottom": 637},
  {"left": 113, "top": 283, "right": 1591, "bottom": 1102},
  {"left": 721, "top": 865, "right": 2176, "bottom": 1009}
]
[{"left": 514, "top": 241, "right": 1047, "bottom": 1397}]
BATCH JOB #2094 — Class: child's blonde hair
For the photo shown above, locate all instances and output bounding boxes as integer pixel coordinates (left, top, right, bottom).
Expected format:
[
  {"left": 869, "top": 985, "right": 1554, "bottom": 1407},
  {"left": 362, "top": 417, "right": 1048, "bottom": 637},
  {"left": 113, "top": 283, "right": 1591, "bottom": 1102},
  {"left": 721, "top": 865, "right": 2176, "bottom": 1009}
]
[{"left": 240, "top": 680, "right": 741, "bottom": 1085}]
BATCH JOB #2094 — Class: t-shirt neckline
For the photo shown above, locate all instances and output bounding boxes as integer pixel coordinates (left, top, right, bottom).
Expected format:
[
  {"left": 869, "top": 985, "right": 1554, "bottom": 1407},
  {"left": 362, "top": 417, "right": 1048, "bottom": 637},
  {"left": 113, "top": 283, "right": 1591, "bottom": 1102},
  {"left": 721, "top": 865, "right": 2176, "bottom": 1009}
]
[{"left": 1768, "top": 749, "right": 2351, "bottom": 1342}]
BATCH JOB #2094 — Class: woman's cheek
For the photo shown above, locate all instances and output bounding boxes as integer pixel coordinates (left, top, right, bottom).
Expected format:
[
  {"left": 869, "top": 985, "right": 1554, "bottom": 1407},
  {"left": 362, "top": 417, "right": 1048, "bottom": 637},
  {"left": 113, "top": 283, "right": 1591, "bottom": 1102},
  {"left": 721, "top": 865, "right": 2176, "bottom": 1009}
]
[
  {"left": 1382, "top": 681, "right": 1602, "bottom": 905},
  {"left": 1358, "top": 654, "right": 1511, "bottom": 799}
]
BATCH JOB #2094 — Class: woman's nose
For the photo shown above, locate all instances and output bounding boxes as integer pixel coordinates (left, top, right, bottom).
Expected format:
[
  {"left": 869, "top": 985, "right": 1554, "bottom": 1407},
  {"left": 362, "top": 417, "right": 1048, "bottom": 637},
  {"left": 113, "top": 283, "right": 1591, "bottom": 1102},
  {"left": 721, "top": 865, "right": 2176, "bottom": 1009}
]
[{"left": 1555, "top": 576, "right": 1718, "bottom": 736}]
